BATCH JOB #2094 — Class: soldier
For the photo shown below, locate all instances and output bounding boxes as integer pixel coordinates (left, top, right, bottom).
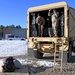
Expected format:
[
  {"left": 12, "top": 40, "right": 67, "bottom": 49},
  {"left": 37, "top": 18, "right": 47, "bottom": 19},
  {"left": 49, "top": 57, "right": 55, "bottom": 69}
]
[
  {"left": 30, "top": 13, "right": 37, "bottom": 37},
  {"left": 60, "top": 12, "right": 64, "bottom": 36},
  {"left": 31, "top": 13, "right": 35, "bottom": 25},
  {"left": 36, "top": 14, "right": 45, "bottom": 37},
  {"left": 51, "top": 9, "right": 58, "bottom": 36},
  {"left": 47, "top": 10, "right": 52, "bottom": 37}
]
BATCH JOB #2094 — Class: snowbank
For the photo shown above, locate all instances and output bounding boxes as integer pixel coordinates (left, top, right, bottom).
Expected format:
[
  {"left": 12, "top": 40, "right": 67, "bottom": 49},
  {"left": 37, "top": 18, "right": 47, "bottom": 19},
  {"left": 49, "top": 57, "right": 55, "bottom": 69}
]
[
  {"left": 0, "top": 40, "right": 28, "bottom": 57},
  {"left": 16, "top": 58, "right": 59, "bottom": 67},
  {"left": 0, "top": 58, "right": 58, "bottom": 68}
]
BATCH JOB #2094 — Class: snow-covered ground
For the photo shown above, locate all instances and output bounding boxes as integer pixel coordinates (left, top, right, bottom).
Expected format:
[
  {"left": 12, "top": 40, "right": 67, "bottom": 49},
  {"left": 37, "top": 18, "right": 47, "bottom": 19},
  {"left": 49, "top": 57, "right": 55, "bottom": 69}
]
[
  {"left": 17, "top": 58, "right": 58, "bottom": 67},
  {"left": 0, "top": 40, "right": 59, "bottom": 68},
  {"left": 0, "top": 40, "right": 28, "bottom": 57}
]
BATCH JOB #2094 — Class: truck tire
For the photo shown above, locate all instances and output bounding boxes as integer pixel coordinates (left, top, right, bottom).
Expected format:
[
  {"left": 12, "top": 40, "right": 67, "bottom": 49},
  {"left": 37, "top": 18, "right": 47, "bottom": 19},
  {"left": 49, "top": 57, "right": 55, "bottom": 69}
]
[{"left": 33, "top": 50, "right": 43, "bottom": 59}]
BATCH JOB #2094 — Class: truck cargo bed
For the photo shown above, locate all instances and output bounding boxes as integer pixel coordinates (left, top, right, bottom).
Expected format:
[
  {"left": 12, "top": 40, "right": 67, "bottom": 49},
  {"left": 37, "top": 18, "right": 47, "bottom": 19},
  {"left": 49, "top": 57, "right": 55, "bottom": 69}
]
[{"left": 29, "top": 7, "right": 64, "bottom": 37}]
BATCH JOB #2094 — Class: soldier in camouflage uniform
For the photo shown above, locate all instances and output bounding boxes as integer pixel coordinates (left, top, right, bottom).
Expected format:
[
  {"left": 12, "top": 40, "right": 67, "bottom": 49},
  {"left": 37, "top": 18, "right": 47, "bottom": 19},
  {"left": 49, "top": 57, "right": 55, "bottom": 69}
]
[
  {"left": 36, "top": 14, "right": 45, "bottom": 37},
  {"left": 47, "top": 9, "right": 52, "bottom": 37},
  {"left": 60, "top": 12, "right": 64, "bottom": 36},
  {"left": 51, "top": 9, "right": 58, "bottom": 36}
]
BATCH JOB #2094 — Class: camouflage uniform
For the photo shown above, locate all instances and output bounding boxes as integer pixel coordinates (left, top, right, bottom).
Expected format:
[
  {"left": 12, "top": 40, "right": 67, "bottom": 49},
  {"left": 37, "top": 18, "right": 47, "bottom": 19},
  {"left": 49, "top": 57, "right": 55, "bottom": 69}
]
[
  {"left": 31, "top": 13, "right": 37, "bottom": 36},
  {"left": 47, "top": 10, "right": 52, "bottom": 37},
  {"left": 36, "top": 15, "right": 45, "bottom": 36},
  {"left": 60, "top": 12, "right": 64, "bottom": 36},
  {"left": 51, "top": 10, "right": 58, "bottom": 36}
]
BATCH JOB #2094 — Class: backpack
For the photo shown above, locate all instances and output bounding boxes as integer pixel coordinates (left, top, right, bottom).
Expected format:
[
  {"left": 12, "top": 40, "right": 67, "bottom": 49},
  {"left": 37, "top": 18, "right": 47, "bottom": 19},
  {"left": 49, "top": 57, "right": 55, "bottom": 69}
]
[{"left": 3, "top": 57, "right": 15, "bottom": 72}]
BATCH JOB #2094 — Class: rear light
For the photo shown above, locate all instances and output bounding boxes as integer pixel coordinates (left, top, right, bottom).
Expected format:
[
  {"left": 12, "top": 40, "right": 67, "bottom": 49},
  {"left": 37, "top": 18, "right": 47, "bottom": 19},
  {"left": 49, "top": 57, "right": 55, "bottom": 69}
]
[
  {"left": 32, "top": 38, "right": 37, "bottom": 42},
  {"left": 57, "top": 38, "right": 62, "bottom": 43},
  {"left": 32, "top": 38, "right": 34, "bottom": 42}
]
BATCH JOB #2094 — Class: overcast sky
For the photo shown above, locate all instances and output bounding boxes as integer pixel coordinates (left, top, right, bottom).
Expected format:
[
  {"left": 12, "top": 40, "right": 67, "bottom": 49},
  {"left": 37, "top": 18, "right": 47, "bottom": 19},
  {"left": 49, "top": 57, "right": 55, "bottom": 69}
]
[{"left": 0, "top": 0, "right": 74, "bottom": 28}]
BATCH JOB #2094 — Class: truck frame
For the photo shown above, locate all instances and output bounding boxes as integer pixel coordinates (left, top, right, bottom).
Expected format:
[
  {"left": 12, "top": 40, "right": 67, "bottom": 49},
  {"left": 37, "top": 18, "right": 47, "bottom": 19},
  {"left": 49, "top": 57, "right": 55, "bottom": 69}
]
[{"left": 27, "top": 2, "right": 75, "bottom": 62}]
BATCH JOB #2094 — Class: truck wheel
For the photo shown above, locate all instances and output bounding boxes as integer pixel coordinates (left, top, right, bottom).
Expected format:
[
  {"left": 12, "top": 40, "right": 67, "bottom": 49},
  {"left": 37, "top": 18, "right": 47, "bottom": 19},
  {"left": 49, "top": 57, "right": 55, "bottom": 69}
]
[{"left": 33, "top": 50, "right": 43, "bottom": 59}]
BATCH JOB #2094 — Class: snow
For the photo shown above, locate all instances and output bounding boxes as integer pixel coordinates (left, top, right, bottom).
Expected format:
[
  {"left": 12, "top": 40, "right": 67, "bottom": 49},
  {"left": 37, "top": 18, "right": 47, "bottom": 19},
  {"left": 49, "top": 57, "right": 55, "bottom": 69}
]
[
  {"left": 16, "top": 58, "right": 59, "bottom": 67},
  {"left": 0, "top": 40, "right": 59, "bottom": 68},
  {"left": 0, "top": 58, "right": 58, "bottom": 69},
  {"left": 17, "top": 58, "right": 34, "bottom": 65},
  {"left": 0, "top": 60, "right": 4, "bottom": 66},
  {"left": 0, "top": 40, "right": 28, "bottom": 57},
  {"left": 36, "top": 60, "right": 58, "bottom": 67}
]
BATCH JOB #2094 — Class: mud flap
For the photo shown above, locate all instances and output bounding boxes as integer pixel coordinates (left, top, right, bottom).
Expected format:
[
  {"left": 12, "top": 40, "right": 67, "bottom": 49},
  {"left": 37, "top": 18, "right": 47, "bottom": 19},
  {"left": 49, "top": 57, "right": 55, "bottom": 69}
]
[
  {"left": 28, "top": 48, "right": 34, "bottom": 57},
  {"left": 59, "top": 51, "right": 68, "bottom": 62},
  {"left": 28, "top": 42, "right": 43, "bottom": 59},
  {"left": 59, "top": 50, "right": 72, "bottom": 62},
  {"left": 28, "top": 42, "right": 38, "bottom": 57}
]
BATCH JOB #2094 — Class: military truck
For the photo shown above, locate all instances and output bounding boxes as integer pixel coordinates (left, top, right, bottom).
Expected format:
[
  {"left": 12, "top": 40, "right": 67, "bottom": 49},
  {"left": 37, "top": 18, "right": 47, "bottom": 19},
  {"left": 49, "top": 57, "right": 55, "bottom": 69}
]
[{"left": 27, "top": 2, "right": 75, "bottom": 62}]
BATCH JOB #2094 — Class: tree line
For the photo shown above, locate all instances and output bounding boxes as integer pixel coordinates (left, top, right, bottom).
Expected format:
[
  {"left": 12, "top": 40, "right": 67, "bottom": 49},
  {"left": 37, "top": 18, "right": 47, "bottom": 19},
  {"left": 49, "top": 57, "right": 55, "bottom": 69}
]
[
  {"left": 0, "top": 25, "right": 22, "bottom": 32},
  {"left": 0, "top": 24, "right": 21, "bottom": 29}
]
